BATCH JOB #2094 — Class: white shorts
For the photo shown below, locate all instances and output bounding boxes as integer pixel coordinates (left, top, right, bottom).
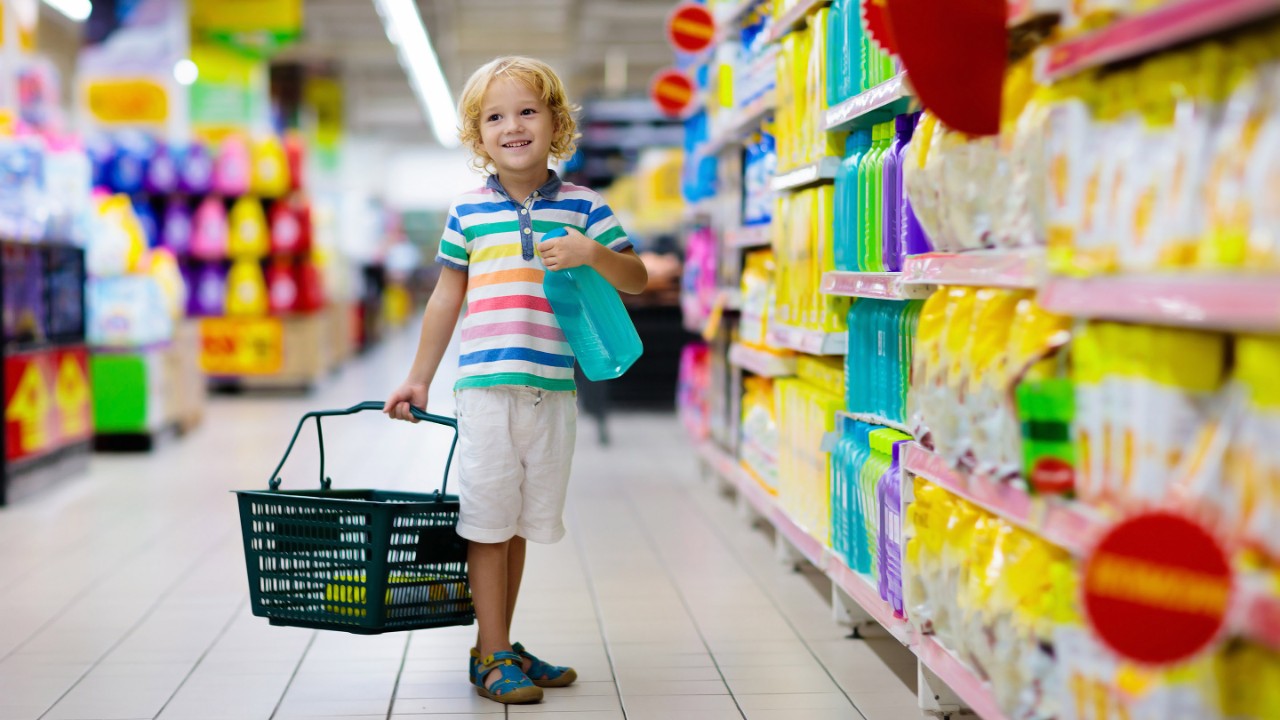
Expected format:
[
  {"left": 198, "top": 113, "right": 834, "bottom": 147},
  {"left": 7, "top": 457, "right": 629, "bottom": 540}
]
[{"left": 454, "top": 387, "right": 577, "bottom": 544}]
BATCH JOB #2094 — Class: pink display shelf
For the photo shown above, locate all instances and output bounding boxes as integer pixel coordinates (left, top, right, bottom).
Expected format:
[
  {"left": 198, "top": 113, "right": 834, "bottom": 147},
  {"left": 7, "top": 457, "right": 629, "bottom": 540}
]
[
  {"left": 821, "top": 271, "right": 936, "bottom": 300},
  {"left": 1045, "top": 0, "right": 1280, "bottom": 80},
  {"left": 728, "top": 342, "right": 797, "bottom": 378},
  {"left": 903, "top": 444, "right": 1104, "bottom": 557},
  {"left": 918, "top": 636, "right": 1011, "bottom": 720},
  {"left": 827, "top": 556, "right": 914, "bottom": 645},
  {"left": 901, "top": 250, "right": 1045, "bottom": 289},
  {"left": 1039, "top": 275, "right": 1280, "bottom": 332}
]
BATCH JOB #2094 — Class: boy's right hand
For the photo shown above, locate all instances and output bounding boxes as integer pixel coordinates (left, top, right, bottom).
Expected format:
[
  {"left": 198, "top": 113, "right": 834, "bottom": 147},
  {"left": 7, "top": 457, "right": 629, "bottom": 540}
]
[{"left": 384, "top": 382, "right": 429, "bottom": 423}]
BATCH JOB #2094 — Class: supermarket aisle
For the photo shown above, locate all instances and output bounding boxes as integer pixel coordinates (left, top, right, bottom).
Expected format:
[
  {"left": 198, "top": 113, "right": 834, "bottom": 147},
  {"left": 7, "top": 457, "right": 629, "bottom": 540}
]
[{"left": 0, "top": 328, "right": 919, "bottom": 720}]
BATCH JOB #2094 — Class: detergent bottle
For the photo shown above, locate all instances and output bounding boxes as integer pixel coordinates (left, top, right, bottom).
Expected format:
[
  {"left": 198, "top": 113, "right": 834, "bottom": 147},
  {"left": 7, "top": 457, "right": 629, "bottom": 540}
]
[{"left": 539, "top": 227, "right": 643, "bottom": 381}]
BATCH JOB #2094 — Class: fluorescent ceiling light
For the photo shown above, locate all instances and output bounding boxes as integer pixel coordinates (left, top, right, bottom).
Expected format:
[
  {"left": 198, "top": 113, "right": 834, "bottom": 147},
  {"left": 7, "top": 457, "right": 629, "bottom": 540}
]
[
  {"left": 371, "top": 0, "right": 459, "bottom": 147},
  {"left": 173, "top": 59, "right": 199, "bottom": 86},
  {"left": 43, "top": 0, "right": 91, "bottom": 22}
]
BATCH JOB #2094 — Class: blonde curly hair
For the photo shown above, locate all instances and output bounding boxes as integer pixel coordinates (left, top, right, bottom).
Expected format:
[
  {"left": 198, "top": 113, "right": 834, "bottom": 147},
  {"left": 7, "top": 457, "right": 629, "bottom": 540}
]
[{"left": 457, "top": 56, "right": 580, "bottom": 174}]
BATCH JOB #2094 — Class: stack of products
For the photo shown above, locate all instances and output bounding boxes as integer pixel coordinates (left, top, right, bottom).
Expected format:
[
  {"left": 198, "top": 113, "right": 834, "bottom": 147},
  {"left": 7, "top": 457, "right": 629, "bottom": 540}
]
[
  {"left": 833, "top": 113, "right": 930, "bottom": 273},
  {"left": 743, "top": 122, "right": 777, "bottom": 228},
  {"left": 831, "top": 419, "right": 911, "bottom": 612},
  {"left": 776, "top": 356, "right": 844, "bottom": 542},
  {"left": 774, "top": 8, "right": 845, "bottom": 173},
  {"left": 910, "top": 287, "right": 1069, "bottom": 482},
  {"left": 1045, "top": 22, "right": 1280, "bottom": 275},
  {"left": 739, "top": 248, "right": 780, "bottom": 348},
  {"left": 741, "top": 375, "right": 781, "bottom": 493},
  {"left": 905, "top": 480, "right": 1077, "bottom": 719},
  {"left": 680, "top": 226, "right": 718, "bottom": 330},
  {"left": 825, "top": 0, "right": 898, "bottom": 108},
  {"left": 773, "top": 187, "right": 848, "bottom": 333},
  {"left": 844, "top": 298, "right": 922, "bottom": 425}
]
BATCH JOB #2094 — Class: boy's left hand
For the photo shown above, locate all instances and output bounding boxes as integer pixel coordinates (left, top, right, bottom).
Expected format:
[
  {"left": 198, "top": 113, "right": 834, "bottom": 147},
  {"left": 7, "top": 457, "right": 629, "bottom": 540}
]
[{"left": 538, "top": 228, "right": 598, "bottom": 271}]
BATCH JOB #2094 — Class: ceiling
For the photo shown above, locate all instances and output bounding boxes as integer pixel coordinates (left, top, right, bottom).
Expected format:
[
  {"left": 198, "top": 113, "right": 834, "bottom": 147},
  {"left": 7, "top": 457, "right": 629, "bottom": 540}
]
[{"left": 291, "top": 0, "right": 681, "bottom": 142}]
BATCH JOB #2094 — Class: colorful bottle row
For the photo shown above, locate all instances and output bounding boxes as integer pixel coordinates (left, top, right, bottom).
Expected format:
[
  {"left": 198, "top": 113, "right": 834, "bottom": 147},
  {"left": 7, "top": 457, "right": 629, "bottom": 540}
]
[
  {"left": 774, "top": 7, "right": 845, "bottom": 173},
  {"left": 185, "top": 258, "right": 326, "bottom": 318},
  {"left": 833, "top": 113, "right": 930, "bottom": 273},
  {"left": 774, "top": 186, "right": 848, "bottom": 332},
  {"left": 825, "top": 0, "right": 897, "bottom": 106},
  {"left": 831, "top": 419, "right": 911, "bottom": 613},
  {"left": 776, "top": 367, "right": 843, "bottom": 544},
  {"left": 844, "top": 298, "right": 922, "bottom": 425},
  {"left": 87, "top": 131, "right": 305, "bottom": 199}
]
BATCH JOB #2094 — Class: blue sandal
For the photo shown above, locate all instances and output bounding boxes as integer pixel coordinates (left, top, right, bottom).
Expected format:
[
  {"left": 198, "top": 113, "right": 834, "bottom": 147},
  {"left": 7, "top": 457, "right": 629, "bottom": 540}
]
[
  {"left": 472, "top": 650, "right": 543, "bottom": 704},
  {"left": 470, "top": 644, "right": 577, "bottom": 688},
  {"left": 514, "top": 642, "right": 578, "bottom": 688}
]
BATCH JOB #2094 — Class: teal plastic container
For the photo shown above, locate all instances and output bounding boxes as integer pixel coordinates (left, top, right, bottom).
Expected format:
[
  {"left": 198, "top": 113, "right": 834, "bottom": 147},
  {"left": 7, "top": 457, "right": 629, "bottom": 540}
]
[{"left": 540, "top": 228, "right": 643, "bottom": 381}]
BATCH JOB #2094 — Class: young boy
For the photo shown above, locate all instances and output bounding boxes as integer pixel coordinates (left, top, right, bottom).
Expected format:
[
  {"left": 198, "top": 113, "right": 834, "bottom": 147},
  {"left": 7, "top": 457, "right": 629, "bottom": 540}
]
[{"left": 383, "top": 57, "right": 647, "bottom": 705}]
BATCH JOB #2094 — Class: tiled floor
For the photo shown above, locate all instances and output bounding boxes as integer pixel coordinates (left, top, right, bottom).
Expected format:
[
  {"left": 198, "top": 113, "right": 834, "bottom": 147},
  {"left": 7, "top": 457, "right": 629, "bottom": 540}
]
[{"left": 0, "top": 328, "right": 921, "bottom": 719}]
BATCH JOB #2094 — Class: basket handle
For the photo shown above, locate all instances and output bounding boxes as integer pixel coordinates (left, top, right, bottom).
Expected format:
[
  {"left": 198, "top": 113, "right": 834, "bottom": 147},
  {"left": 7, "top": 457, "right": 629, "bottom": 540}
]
[{"left": 266, "top": 401, "right": 458, "bottom": 499}]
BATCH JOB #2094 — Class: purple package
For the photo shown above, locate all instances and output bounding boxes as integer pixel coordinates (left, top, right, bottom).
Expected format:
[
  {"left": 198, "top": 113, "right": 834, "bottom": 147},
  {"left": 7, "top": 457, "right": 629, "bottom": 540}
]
[
  {"left": 162, "top": 198, "right": 194, "bottom": 255},
  {"left": 877, "top": 438, "right": 907, "bottom": 618},
  {"left": 900, "top": 114, "right": 932, "bottom": 260},
  {"left": 145, "top": 143, "right": 178, "bottom": 195},
  {"left": 191, "top": 262, "right": 227, "bottom": 316},
  {"left": 881, "top": 114, "right": 914, "bottom": 273},
  {"left": 177, "top": 142, "right": 215, "bottom": 195}
]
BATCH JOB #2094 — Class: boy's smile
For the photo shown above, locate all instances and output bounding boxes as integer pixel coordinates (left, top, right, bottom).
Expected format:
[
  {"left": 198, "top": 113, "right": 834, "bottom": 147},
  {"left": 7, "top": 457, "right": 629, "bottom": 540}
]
[{"left": 480, "top": 77, "right": 554, "bottom": 177}]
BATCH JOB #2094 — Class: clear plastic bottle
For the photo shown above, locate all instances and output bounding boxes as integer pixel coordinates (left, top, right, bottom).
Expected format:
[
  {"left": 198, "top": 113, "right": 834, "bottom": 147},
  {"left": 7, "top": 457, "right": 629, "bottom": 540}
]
[{"left": 540, "top": 228, "right": 644, "bottom": 381}]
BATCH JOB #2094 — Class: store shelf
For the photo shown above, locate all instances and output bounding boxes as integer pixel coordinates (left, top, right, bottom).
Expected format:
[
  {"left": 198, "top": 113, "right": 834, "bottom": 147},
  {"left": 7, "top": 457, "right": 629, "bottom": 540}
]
[
  {"left": 1045, "top": 0, "right": 1280, "bottom": 80},
  {"left": 700, "top": 440, "right": 825, "bottom": 568},
  {"left": 729, "top": 342, "right": 797, "bottom": 377},
  {"left": 837, "top": 411, "right": 911, "bottom": 435},
  {"left": 726, "top": 225, "right": 773, "bottom": 249},
  {"left": 767, "top": 325, "right": 847, "bottom": 355},
  {"left": 821, "top": 271, "right": 937, "bottom": 300},
  {"left": 824, "top": 73, "right": 914, "bottom": 133},
  {"left": 705, "top": 92, "right": 777, "bottom": 156},
  {"left": 771, "top": 156, "right": 841, "bottom": 192},
  {"left": 1039, "top": 275, "right": 1280, "bottom": 332},
  {"left": 766, "top": 0, "right": 831, "bottom": 43},
  {"left": 827, "top": 556, "right": 914, "bottom": 645},
  {"left": 900, "top": 249, "right": 1045, "bottom": 289},
  {"left": 714, "top": 0, "right": 760, "bottom": 42},
  {"left": 903, "top": 443, "right": 1104, "bottom": 557},
  {"left": 918, "top": 636, "right": 1011, "bottom": 720}
]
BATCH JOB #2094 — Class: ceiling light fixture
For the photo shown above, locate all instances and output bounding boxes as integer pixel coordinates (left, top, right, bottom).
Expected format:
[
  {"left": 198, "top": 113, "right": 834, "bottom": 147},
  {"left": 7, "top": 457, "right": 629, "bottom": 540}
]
[
  {"left": 371, "top": 0, "right": 459, "bottom": 147},
  {"left": 43, "top": 0, "right": 92, "bottom": 22},
  {"left": 173, "top": 59, "right": 199, "bottom": 86}
]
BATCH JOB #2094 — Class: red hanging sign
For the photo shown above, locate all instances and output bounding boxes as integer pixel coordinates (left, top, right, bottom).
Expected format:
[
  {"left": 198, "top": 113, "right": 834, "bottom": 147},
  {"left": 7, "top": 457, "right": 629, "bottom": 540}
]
[
  {"left": 862, "top": 0, "right": 898, "bottom": 55},
  {"left": 885, "top": 0, "right": 1005, "bottom": 136},
  {"left": 650, "top": 69, "right": 696, "bottom": 117},
  {"left": 667, "top": 3, "right": 717, "bottom": 54},
  {"left": 1082, "top": 511, "right": 1233, "bottom": 666}
]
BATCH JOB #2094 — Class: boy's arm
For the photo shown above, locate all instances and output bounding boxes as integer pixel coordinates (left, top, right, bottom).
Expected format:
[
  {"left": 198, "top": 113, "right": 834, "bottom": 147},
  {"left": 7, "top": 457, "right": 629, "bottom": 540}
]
[
  {"left": 384, "top": 266, "right": 468, "bottom": 421},
  {"left": 537, "top": 231, "right": 649, "bottom": 294}
]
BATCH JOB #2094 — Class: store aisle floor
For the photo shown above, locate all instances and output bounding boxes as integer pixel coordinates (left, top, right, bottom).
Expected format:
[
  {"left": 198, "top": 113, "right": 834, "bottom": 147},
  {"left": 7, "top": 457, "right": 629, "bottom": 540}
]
[{"left": 0, "top": 329, "right": 920, "bottom": 720}]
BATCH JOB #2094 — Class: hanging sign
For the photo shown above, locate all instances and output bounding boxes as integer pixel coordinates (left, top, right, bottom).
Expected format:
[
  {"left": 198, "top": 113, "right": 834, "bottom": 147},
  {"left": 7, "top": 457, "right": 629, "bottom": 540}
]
[
  {"left": 4, "top": 347, "right": 92, "bottom": 463},
  {"left": 667, "top": 3, "right": 717, "bottom": 54},
  {"left": 862, "top": 0, "right": 898, "bottom": 55},
  {"left": 200, "top": 317, "right": 284, "bottom": 375},
  {"left": 1082, "top": 510, "right": 1233, "bottom": 666},
  {"left": 190, "top": 0, "right": 303, "bottom": 58},
  {"left": 650, "top": 69, "right": 696, "bottom": 117},
  {"left": 83, "top": 78, "right": 169, "bottom": 125},
  {"left": 884, "top": 0, "right": 1005, "bottom": 136}
]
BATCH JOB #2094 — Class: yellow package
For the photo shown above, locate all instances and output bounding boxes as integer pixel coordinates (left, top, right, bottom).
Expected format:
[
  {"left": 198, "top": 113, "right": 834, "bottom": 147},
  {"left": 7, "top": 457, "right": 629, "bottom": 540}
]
[
  {"left": 909, "top": 287, "right": 952, "bottom": 445},
  {"left": 965, "top": 289, "right": 1028, "bottom": 474},
  {"left": 775, "top": 34, "right": 796, "bottom": 172},
  {"left": 1070, "top": 321, "right": 1107, "bottom": 504},
  {"left": 740, "top": 249, "right": 776, "bottom": 347},
  {"left": 741, "top": 376, "right": 780, "bottom": 494},
  {"left": 938, "top": 288, "right": 977, "bottom": 465},
  {"left": 1226, "top": 336, "right": 1280, "bottom": 557}
]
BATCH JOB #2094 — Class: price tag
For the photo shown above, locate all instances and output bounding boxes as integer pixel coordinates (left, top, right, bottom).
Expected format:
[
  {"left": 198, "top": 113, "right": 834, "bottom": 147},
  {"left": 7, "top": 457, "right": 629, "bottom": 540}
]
[
  {"left": 200, "top": 318, "right": 284, "bottom": 375},
  {"left": 4, "top": 347, "right": 91, "bottom": 462}
]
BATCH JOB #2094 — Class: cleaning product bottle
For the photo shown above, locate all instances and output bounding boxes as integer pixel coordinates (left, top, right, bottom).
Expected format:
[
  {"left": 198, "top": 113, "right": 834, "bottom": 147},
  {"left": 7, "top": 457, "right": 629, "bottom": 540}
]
[
  {"left": 266, "top": 258, "right": 299, "bottom": 314},
  {"left": 836, "top": 130, "right": 872, "bottom": 271},
  {"left": 902, "top": 113, "right": 935, "bottom": 259},
  {"left": 225, "top": 258, "right": 268, "bottom": 316},
  {"left": 540, "top": 228, "right": 643, "bottom": 381},
  {"left": 191, "top": 196, "right": 229, "bottom": 261},
  {"left": 826, "top": 0, "right": 846, "bottom": 106},
  {"left": 214, "top": 135, "right": 251, "bottom": 197},
  {"left": 161, "top": 198, "right": 193, "bottom": 255},
  {"left": 882, "top": 114, "right": 915, "bottom": 272},
  {"left": 227, "top": 196, "right": 269, "bottom": 259},
  {"left": 191, "top": 262, "right": 227, "bottom": 316}
]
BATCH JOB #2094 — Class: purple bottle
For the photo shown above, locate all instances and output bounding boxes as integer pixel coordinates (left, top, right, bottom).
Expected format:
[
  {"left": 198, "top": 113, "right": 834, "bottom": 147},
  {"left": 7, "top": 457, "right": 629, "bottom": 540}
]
[
  {"left": 881, "top": 115, "right": 910, "bottom": 273},
  {"left": 191, "top": 262, "right": 227, "bottom": 316},
  {"left": 145, "top": 143, "right": 178, "bottom": 195},
  {"left": 177, "top": 143, "right": 215, "bottom": 195},
  {"left": 162, "top": 198, "right": 194, "bottom": 255},
  {"left": 877, "top": 436, "right": 909, "bottom": 618},
  {"left": 900, "top": 113, "right": 932, "bottom": 262}
]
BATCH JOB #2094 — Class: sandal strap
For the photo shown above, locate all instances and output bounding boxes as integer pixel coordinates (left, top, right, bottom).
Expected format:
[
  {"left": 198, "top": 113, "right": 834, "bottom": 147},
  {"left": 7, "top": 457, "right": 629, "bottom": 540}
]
[{"left": 477, "top": 650, "right": 523, "bottom": 677}]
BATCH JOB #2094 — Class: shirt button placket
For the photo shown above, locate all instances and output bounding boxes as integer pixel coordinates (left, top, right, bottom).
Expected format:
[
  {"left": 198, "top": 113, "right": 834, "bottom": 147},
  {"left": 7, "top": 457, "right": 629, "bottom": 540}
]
[{"left": 520, "top": 199, "right": 534, "bottom": 260}]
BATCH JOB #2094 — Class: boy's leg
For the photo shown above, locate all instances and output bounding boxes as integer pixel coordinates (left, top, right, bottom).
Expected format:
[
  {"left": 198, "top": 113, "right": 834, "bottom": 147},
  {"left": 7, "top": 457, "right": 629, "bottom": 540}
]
[
  {"left": 506, "top": 535, "right": 527, "bottom": 630},
  {"left": 470, "top": 539, "right": 512, "bottom": 687}
]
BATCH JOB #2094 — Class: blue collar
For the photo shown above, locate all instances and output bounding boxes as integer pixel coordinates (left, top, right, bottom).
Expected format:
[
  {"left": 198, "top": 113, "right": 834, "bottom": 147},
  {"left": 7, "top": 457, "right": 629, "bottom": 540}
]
[{"left": 486, "top": 169, "right": 563, "bottom": 202}]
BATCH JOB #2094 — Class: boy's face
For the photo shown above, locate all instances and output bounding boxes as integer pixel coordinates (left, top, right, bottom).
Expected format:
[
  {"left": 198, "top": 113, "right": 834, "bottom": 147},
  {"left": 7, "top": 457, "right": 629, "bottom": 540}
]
[{"left": 479, "top": 77, "right": 554, "bottom": 176}]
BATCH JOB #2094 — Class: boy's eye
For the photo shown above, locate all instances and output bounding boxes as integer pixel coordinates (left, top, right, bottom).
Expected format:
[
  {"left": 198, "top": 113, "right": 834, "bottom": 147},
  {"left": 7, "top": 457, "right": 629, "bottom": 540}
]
[
  {"left": 521, "top": 108, "right": 536, "bottom": 116},
  {"left": 487, "top": 114, "right": 501, "bottom": 122}
]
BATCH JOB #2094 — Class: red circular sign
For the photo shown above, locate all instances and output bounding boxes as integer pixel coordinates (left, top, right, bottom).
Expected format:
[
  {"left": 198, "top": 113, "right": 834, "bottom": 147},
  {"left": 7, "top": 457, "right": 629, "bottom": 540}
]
[
  {"left": 1082, "top": 511, "right": 1233, "bottom": 666},
  {"left": 667, "top": 3, "right": 716, "bottom": 54},
  {"left": 650, "top": 69, "right": 696, "bottom": 117},
  {"left": 862, "top": 0, "right": 898, "bottom": 55}
]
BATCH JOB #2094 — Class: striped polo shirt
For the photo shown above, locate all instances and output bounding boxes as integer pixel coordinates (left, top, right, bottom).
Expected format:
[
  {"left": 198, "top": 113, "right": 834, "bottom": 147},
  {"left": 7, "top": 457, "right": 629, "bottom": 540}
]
[{"left": 436, "top": 171, "right": 633, "bottom": 392}]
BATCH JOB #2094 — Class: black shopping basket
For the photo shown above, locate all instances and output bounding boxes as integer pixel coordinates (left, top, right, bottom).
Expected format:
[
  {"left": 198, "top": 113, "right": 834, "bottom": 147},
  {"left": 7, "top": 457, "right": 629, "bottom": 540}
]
[{"left": 234, "top": 401, "right": 474, "bottom": 634}]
